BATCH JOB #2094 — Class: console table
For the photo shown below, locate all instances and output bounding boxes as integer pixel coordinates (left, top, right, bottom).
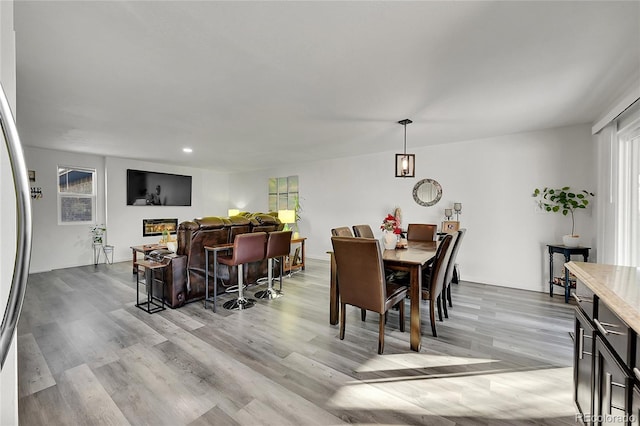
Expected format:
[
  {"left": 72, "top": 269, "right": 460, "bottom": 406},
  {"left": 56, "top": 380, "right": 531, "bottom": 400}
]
[
  {"left": 547, "top": 244, "right": 590, "bottom": 303},
  {"left": 204, "top": 242, "right": 233, "bottom": 312},
  {"left": 284, "top": 237, "right": 306, "bottom": 273}
]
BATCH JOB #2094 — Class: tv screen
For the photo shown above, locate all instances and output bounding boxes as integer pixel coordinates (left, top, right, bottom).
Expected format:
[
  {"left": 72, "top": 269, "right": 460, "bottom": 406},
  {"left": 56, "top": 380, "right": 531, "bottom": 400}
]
[{"left": 127, "top": 169, "right": 192, "bottom": 206}]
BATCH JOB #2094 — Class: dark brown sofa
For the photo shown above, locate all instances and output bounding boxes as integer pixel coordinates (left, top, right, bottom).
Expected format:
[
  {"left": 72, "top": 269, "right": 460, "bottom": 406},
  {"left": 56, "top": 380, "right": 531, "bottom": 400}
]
[{"left": 164, "top": 213, "right": 283, "bottom": 308}]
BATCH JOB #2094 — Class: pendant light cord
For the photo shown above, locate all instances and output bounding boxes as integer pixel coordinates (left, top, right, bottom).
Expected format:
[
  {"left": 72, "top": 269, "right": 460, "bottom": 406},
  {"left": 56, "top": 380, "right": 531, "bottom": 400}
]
[{"left": 403, "top": 123, "right": 407, "bottom": 155}]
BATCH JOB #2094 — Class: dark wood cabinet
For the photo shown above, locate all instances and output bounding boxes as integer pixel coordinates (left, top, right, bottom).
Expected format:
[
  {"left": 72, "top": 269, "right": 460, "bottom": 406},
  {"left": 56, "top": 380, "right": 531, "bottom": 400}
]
[
  {"left": 631, "top": 385, "right": 640, "bottom": 426},
  {"left": 575, "top": 307, "right": 596, "bottom": 425},
  {"left": 594, "top": 337, "right": 631, "bottom": 424},
  {"left": 573, "top": 281, "right": 637, "bottom": 426},
  {"left": 568, "top": 263, "right": 640, "bottom": 426},
  {"left": 632, "top": 345, "right": 640, "bottom": 425}
]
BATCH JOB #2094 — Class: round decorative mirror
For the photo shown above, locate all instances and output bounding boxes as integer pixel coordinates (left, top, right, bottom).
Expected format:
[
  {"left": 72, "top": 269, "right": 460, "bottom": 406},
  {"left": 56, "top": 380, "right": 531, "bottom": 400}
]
[{"left": 412, "top": 178, "right": 442, "bottom": 207}]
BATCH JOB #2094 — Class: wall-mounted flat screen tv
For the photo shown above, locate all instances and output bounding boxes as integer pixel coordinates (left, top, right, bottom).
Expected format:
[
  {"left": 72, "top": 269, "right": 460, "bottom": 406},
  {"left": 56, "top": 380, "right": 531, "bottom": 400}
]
[{"left": 127, "top": 169, "right": 192, "bottom": 206}]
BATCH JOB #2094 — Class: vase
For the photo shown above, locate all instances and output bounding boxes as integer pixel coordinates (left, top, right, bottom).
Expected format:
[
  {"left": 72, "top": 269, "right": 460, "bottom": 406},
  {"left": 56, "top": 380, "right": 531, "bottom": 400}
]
[{"left": 382, "top": 231, "right": 397, "bottom": 250}]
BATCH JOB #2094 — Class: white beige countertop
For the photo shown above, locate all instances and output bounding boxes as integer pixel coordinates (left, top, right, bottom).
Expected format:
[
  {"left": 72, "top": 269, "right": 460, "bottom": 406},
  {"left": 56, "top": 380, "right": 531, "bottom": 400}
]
[{"left": 566, "top": 261, "right": 640, "bottom": 334}]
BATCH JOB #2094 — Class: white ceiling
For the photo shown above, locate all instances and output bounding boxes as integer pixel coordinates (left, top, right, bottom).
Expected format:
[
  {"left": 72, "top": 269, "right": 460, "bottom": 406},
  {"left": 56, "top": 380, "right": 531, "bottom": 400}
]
[{"left": 13, "top": 1, "right": 640, "bottom": 172}]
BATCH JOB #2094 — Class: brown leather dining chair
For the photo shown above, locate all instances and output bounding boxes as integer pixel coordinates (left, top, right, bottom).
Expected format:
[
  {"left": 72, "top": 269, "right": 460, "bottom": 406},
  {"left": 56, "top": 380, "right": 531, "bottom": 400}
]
[
  {"left": 407, "top": 223, "right": 437, "bottom": 242},
  {"left": 255, "top": 230, "right": 292, "bottom": 299},
  {"left": 331, "top": 227, "right": 353, "bottom": 237},
  {"left": 441, "top": 228, "right": 466, "bottom": 317},
  {"left": 352, "top": 224, "right": 375, "bottom": 238},
  {"left": 218, "top": 232, "right": 267, "bottom": 310},
  {"left": 330, "top": 227, "right": 367, "bottom": 320},
  {"left": 331, "top": 236, "right": 408, "bottom": 354},
  {"left": 420, "top": 233, "right": 454, "bottom": 337}
]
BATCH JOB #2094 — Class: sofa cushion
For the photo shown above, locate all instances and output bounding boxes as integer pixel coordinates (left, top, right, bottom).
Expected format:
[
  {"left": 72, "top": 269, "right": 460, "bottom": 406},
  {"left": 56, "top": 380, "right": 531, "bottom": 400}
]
[{"left": 194, "top": 216, "right": 226, "bottom": 229}]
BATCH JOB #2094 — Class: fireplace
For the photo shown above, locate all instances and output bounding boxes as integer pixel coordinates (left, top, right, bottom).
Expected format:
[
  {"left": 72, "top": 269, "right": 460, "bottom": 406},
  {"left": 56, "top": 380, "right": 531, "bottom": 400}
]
[{"left": 143, "top": 218, "right": 178, "bottom": 237}]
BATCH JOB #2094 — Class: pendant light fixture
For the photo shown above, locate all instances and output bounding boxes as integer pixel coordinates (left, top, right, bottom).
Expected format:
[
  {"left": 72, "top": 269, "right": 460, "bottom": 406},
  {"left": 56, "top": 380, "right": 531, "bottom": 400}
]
[{"left": 395, "top": 118, "right": 415, "bottom": 178}]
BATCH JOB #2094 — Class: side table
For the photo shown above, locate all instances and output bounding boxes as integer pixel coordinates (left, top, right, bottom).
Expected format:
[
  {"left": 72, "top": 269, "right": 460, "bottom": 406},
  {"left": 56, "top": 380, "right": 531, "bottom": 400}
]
[
  {"left": 547, "top": 244, "right": 590, "bottom": 303},
  {"left": 130, "top": 244, "right": 167, "bottom": 274},
  {"left": 135, "top": 259, "right": 168, "bottom": 314}
]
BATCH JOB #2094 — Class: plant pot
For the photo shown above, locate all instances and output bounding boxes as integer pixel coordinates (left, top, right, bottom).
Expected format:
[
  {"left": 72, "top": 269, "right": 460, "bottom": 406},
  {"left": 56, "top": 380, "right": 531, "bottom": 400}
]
[{"left": 562, "top": 235, "right": 580, "bottom": 247}]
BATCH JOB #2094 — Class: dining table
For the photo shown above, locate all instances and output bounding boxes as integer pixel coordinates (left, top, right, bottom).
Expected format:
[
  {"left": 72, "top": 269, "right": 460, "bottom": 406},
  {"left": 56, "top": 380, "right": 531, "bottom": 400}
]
[{"left": 329, "top": 240, "right": 438, "bottom": 352}]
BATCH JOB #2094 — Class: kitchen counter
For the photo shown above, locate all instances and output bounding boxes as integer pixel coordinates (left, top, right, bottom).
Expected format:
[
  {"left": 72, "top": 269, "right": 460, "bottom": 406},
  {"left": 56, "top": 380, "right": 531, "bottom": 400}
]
[{"left": 566, "top": 261, "right": 640, "bottom": 334}]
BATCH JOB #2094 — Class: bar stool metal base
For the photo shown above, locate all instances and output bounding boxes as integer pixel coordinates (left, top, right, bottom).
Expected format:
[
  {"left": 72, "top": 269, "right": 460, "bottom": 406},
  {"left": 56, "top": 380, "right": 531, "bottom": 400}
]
[
  {"left": 254, "top": 288, "right": 282, "bottom": 299},
  {"left": 223, "top": 297, "right": 256, "bottom": 310}
]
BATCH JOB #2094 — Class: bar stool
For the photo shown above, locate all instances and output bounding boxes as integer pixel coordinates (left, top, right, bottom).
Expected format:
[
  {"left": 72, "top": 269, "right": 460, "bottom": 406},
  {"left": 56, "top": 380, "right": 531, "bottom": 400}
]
[
  {"left": 219, "top": 232, "right": 267, "bottom": 310},
  {"left": 255, "top": 230, "right": 292, "bottom": 299}
]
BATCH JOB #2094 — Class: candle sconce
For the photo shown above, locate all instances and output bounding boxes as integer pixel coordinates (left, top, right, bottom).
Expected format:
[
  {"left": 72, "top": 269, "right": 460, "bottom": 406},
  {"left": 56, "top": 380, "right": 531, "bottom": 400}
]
[
  {"left": 444, "top": 208, "right": 453, "bottom": 220},
  {"left": 453, "top": 203, "right": 462, "bottom": 221}
]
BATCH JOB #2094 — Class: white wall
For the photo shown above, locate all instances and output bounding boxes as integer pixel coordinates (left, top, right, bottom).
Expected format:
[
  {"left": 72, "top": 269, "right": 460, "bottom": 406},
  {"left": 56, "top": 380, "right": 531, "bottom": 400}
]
[
  {"left": 0, "top": 0, "right": 18, "bottom": 423},
  {"left": 23, "top": 122, "right": 596, "bottom": 290},
  {"left": 24, "top": 147, "right": 106, "bottom": 272},
  {"left": 24, "top": 149, "right": 229, "bottom": 272},
  {"left": 229, "top": 124, "right": 595, "bottom": 293},
  {"left": 105, "top": 157, "right": 228, "bottom": 263}
]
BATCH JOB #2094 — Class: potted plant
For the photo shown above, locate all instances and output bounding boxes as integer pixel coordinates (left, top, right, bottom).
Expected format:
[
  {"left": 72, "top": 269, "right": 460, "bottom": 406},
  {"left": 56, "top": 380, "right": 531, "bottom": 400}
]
[
  {"left": 532, "top": 186, "right": 594, "bottom": 247},
  {"left": 293, "top": 195, "right": 303, "bottom": 239},
  {"left": 90, "top": 224, "right": 106, "bottom": 245}
]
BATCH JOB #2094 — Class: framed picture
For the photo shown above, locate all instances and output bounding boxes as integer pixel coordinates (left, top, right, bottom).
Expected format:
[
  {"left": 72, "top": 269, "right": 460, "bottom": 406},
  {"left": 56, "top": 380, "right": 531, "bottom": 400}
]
[
  {"left": 292, "top": 247, "right": 301, "bottom": 265},
  {"left": 441, "top": 221, "right": 460, "bottom": 234},
  {"left": 28, "top": 170, "right": 36, "bottom": 182}
]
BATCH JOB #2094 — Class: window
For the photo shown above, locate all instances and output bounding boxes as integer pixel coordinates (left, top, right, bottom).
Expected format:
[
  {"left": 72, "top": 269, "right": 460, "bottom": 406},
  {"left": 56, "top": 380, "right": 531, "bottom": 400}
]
[
  {"left": 268, "top": 175, "right": 298, "bottom": 212},
  {"left": 616, "top": 121, "right": 640, "bottom": 266},
  {"left": 596, "top": 99, "right": 640, "bottom": 266},
  {"left": 57, "top": 166, "right": 96, "bottom": 224}
]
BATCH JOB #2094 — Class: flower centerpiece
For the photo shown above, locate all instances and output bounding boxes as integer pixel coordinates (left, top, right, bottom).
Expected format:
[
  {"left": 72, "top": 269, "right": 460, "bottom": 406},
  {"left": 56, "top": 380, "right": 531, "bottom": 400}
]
[
  {"left": 380, "top": 214, "right": 402, "bottom": 249},
  {"left": 380, "top": 214, "right": 402, "bottom": 233}
]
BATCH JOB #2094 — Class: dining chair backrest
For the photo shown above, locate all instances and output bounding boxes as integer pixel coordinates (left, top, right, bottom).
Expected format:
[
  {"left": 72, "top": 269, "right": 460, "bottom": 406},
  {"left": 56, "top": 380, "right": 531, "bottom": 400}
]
[
  {"left": 352, "top": 224, "right": 375, "bottom": 238},
  {"left": 425, "top": 234, "right": 453, "bottom": 298},
  {"left": 444, "top": 228, "right": 466, "bottom": 287},
  {"left": 407, "top": 223, "right": 437, "bottom": 242},
  {"left": 331, "top": 227, "right": 354, "bottom": 237},
  {"left": 331, "top": 236, "right": 386, "bottom": 313}
]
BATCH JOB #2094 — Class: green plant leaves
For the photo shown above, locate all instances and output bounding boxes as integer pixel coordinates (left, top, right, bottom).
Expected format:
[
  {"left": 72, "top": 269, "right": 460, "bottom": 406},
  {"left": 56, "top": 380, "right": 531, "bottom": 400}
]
[{"left": 532, "top": 186, "right": 594, "bottom": 236}]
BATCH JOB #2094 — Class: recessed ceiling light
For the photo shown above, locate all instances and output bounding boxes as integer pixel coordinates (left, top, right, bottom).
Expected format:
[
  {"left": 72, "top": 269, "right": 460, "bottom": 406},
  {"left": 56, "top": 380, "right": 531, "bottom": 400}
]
[{"left": 183, "top": 147, "right": 193, "bottom": 153}]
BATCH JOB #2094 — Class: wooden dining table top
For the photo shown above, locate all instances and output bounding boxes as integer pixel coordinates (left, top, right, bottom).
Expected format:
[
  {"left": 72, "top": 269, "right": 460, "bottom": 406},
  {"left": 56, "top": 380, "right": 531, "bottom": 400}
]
[{"left": 382, "top": 241, "right": 437, "bottom": 264}]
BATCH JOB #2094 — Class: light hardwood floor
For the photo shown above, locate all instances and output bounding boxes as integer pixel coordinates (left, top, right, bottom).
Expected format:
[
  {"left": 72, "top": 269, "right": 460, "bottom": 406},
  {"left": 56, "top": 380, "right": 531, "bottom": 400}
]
[{"left": 17, "top": 258, "right": 578, "bottom": 425}]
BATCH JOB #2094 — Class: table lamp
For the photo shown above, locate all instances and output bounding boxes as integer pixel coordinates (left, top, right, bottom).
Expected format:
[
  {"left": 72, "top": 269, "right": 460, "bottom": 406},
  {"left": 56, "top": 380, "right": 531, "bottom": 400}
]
[
  {"left": 278, "top": 209, "right": 296, "bottom": 233},
  {"left": 228, "top": 208, "right": 240, "bottom": 217}
]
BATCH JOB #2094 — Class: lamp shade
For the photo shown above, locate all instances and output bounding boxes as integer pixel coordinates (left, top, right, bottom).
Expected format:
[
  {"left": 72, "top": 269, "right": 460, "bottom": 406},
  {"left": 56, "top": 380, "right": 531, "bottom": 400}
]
[
  {"left": 228, "top": 209, "right": 240, "bottom": 217},
  {"left": 278, "top": 209, "right": 296, "bottom": 224}
]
